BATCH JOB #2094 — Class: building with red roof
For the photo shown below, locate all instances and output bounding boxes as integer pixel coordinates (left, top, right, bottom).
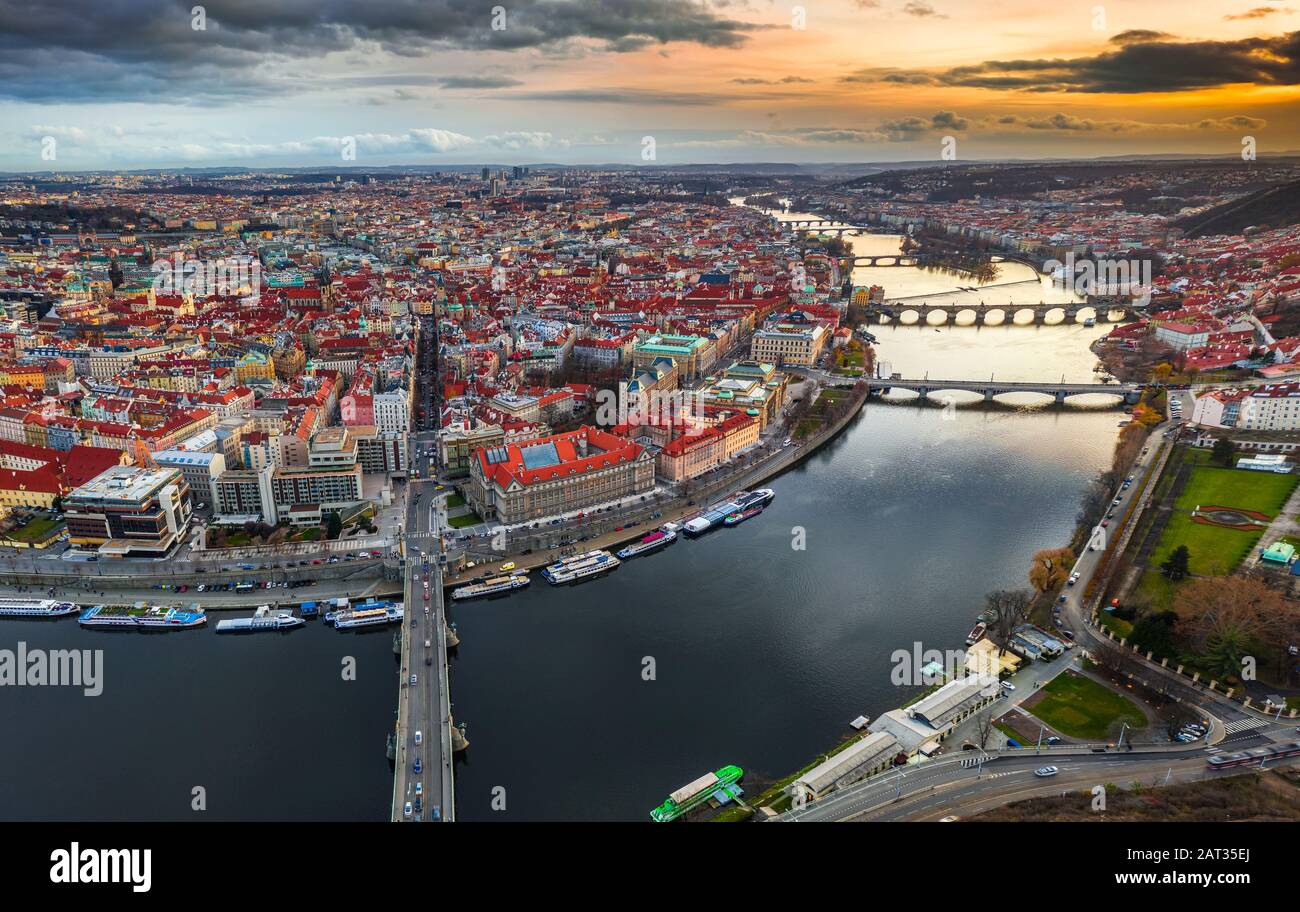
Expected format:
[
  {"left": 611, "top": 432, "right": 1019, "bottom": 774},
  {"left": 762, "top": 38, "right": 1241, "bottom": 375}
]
[{"left": 467, "top": 424, "right": 654, "bottom": 523}]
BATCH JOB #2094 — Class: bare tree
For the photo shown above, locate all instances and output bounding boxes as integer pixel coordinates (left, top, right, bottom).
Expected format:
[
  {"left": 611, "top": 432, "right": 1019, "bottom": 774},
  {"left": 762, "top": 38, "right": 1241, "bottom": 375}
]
[
  {"left": 974, "top": 709, "right": 997, "bottom": 750},
  {"left": 985, "top": 589, "right": 1033, "bottom": 660}
]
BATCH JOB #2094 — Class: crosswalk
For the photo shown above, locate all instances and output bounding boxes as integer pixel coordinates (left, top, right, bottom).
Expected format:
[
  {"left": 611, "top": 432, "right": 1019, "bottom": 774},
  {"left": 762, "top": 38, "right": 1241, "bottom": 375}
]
[{"left": 1220, "top": 717, "right": 1270, "bottom": 735}]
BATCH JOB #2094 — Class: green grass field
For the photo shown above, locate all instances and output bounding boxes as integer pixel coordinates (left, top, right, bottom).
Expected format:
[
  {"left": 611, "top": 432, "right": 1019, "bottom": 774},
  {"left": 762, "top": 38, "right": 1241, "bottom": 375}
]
[
  {"left": 1148, "top": 513, "right": 1262, "bottom": 576},
  {"left": 1133, "top": 569, "right": 1181, "bottom": 612},
  {"left": 447, "top": 512, "right": 483, "bottom": 529},
  {"left": 1025, "top": 672, "right": 1147, "bottom": 740},
  {"left": 444, "top": 493, "right": 466, "bottom": 509},
  {"left": 1174, "top": 466, "right": 1299, "bottom": 516},
  {"left": 5, "top": 517, "right": 60, "bottom": 543}
]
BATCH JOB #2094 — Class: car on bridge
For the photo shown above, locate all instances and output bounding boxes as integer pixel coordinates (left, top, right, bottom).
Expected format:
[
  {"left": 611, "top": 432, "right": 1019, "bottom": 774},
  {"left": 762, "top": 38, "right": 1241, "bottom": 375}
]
[
  {"left": 414, "top": 757, "right": 421, "bottom": 774},
  {"left": 1034, "top": 766, "right": 1059, "bottom": 777}
]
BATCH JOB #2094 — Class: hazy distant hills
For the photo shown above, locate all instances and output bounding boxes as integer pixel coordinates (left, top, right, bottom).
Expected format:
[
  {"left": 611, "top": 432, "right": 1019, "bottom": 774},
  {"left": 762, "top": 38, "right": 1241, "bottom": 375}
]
[{"left": 1177, "top": 176, "right": 1300, "bottom": 238}]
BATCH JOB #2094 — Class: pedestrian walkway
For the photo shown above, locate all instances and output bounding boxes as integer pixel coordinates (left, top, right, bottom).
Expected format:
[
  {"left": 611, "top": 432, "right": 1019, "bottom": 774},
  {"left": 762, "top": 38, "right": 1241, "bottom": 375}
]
[
  {"left": 1220, "top": 716, "right": 1270, "bottom": 735},
  {"left": 1242, "top": 475, "right": 1300, "bottom": 570}
]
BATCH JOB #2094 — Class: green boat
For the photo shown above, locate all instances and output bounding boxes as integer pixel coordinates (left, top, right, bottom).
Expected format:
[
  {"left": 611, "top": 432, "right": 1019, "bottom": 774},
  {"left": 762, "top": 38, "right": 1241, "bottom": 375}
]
[{"left": 650, "top": 765, "right": 743, "bottom": 822}]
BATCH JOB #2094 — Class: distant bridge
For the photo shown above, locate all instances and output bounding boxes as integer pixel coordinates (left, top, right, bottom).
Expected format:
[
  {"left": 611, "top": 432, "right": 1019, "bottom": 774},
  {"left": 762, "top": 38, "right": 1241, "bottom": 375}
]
[
  {"left": 850, "top": 255, "right": 922, "bottom": 267},
  {"left": 868, "top": 376, "right": 1142, "bottom": 406},
  {"left": 865, "top": 300, "right": 1140, "bottom": 326}
]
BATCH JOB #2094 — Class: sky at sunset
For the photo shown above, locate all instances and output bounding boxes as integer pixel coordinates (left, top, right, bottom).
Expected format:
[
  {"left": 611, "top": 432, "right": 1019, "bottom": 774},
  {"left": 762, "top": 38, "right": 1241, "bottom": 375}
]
[{"left": 3, "top": 0, "right": 1300, "bottom": 169}]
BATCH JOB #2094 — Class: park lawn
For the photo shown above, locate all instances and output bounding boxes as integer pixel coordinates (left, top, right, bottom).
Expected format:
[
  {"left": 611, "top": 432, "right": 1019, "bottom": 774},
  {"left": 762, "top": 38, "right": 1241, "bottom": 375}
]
[
  {"left": 290, "top": 527, "right": 322, "bottom": 542},
  {"left": 1133, "top": 569, "right": 1182, "bottom": 612},
  {"left": 447, "top": 512, "right": 483, "bottom": 529},
  {"left": 793, "top": 418, "right": 823, "bottom": 439},
  {"left": 1174, "top": 466, "right": 1299, "bottom": 516},
  {"left": 7, "top": 517, "right": 60, "bottom": 543},
  {"left": 1098, "top": 610, "right": 1133, "bottom": 639},
  {"left": 444, "top": 493, "right": 466, "bottom": 509},
  {"left": 1024, "top": 671, "right": 1147, "bottom": 740},
  {"left": 1148, "top": 512, "right": 1262, "bottom": 577}
]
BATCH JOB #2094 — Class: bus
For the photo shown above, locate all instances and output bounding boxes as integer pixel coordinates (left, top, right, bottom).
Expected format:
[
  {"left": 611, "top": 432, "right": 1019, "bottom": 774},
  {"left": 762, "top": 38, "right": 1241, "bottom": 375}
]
[{"left": 235, "top": 582, "right": 256, "bottom": 593}]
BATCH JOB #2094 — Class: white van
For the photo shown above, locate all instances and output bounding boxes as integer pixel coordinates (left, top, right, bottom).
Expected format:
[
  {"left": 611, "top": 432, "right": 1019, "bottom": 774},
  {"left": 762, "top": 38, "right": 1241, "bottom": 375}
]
[{"left": 414, "top": 730, "right": 423, "bottom": 746}]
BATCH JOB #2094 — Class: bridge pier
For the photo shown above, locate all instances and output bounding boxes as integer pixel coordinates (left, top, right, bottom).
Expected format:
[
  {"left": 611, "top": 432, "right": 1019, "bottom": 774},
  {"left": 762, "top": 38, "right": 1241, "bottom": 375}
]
[
  {"left": 1054, "top": 390, "right": 1067, "bottom": 405},
  {"left": 984, "top": 389, "right": 995, "bottom": 402}
]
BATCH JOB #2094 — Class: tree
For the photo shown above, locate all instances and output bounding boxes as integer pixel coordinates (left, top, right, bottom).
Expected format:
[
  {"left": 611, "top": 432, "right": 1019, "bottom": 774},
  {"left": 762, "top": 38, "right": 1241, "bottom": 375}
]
[
  {"left": 1029, "top": 546, "right": 1076, "bottom": 593},
  {"left": 973, "top": 709, "right": 997, "bottom": 751},
  {"left": 1171, "top": 577, "right": 1285, "bottom": 667},
  {"left": 1160, "top": 544, "right": 1191, "bottom": 581},
  {"left": 984, "top": 589, "right": 1033, "bottom": 659},
  {"left": 326, "top": 512, "right": 344, "bottom": 541},
  {"left": 1130, "top": 610, "right": 1179, "bottom": 659},
  {"left": 1210, "top": 437, "right": 1235, "bottom": 467}
]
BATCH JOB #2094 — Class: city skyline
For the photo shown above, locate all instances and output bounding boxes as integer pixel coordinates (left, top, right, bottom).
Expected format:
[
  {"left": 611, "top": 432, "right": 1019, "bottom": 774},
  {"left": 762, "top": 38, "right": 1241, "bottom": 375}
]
[{"left": 4, "top": 0, "right": 1300, "bottom": 170}]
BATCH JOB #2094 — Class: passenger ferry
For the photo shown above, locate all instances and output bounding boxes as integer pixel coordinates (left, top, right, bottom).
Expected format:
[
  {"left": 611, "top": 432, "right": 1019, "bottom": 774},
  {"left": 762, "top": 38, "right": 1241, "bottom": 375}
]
[
  {"left": 328, "top": 601, "right": 404, "bottom": 629},
  {"left": 78, "top": 604, "right": 206, "bottom": 629},
  {"left": 0, "top": 597, "right": 79, "bottom": 618},
  {"left": 216, "top": 605, "right": 305, "bottom": 633},
  {"left": 542, "top": 550, "right": 621, "bottom": 584},
  {"left": 616, "top": 528, "right": 677, "bottom": 559},
  {"left": 451, "top": 573, "right": 530, "bottom": 601}
]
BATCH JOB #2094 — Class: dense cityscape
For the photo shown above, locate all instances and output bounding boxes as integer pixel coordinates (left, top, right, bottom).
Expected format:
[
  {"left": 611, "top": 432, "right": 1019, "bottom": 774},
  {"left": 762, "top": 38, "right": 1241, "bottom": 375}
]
[{"left": 6, "top": 0, "right": 1300, "bottom": 894}]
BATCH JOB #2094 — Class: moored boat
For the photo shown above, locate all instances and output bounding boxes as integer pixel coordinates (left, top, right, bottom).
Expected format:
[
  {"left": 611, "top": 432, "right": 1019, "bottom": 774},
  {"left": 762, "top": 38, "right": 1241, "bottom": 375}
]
[
  {"left": 78, "top": 603, "right": 206, "bottom": 629},
  {"left": 0, "top": 597, "right": 79, "bottom": 618},
  {"left": 216, "top": 605, "right": 304, "bottom": 633},
  {"left": 616, "top": 529, "right": 677, "bottom": 559},
  {"left": 542, "top": 549, "right": 620, "bottom": 584},
  {"left": 650, "top": 765, "right": 744, "bottom": 822},
  {"left": 452, "top": 573, "right": 530, "bottom": 601},
  {"left": 328, "top": 601, "right": 404, "bottom": 629}
]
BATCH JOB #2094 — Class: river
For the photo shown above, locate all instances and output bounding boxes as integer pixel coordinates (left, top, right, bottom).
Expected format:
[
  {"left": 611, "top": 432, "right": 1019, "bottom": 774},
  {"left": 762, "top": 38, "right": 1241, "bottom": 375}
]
[
  {"left": 0, "top": 203, "right": 1121, "bottom": 822},
  {"left": 443, "top": 205, "right": 1122, "bottom": 821}
]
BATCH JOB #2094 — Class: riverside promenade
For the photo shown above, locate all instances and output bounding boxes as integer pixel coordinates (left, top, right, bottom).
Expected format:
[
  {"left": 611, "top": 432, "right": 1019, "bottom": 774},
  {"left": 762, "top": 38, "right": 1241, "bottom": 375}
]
[{"left": 443, "top": 382, "right": 869, "bottom": 585}]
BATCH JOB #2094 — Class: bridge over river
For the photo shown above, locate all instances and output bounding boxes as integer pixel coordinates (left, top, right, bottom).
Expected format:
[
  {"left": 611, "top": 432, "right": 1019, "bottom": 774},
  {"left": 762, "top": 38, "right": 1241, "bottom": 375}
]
[
  {"left": 868, "top": 376, "right": 1142, "bottom": 406},
  {"left": 866, "top": 299, "right": 1140, "bottom": 327}
]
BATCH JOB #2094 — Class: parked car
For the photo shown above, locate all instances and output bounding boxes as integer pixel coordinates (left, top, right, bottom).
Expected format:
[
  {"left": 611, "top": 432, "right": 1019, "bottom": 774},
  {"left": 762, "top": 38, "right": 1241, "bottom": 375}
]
[{"left": 1000, "top": 681, "right": 1016, "bottom": 692}]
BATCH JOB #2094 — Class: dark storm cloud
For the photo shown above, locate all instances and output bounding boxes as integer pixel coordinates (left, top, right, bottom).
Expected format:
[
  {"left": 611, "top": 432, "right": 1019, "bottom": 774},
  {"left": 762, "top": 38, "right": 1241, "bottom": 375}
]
[
  {"left": 844, "top": 30, "right": 1300, "bottom": 93},
  {"left": 0, "top": 0, "right": 763, "bottom": 101}
]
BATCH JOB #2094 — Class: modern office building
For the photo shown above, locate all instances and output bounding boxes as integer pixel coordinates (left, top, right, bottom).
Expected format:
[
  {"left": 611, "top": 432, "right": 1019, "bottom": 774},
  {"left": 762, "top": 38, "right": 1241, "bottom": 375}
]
[{"left": 64, "top": 465, "right": 192, "bottom": 556}]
